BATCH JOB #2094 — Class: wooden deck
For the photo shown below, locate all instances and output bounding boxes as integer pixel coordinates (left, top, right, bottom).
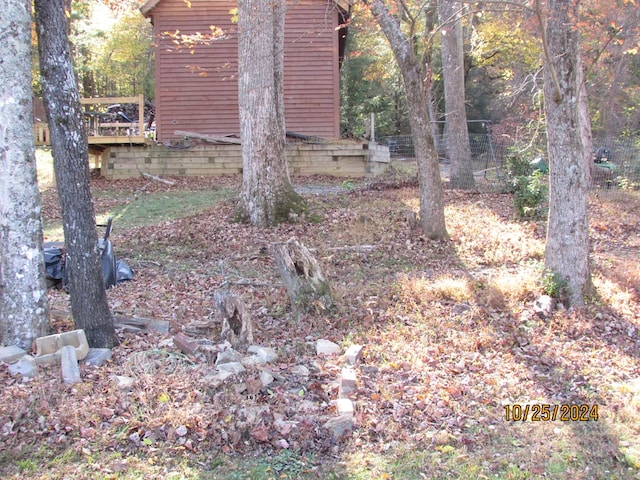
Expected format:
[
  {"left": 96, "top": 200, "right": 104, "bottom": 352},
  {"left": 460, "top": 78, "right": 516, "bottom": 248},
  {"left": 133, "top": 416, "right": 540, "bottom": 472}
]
[{"left": 34, "top": 95, "right": 147, "bottom": 147}]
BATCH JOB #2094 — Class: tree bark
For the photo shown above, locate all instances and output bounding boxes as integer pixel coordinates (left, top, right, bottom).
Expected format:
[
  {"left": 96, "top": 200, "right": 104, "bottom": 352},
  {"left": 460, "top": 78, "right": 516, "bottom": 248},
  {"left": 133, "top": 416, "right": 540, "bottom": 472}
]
[
  {"left": 0, "top": 0, "right": 50, "bottom": 350},
  {"left": 236, "top": 0, "right": 305, "bottom": 226},
  {"left": 438, "top": 0, "right": 474, "bottom": 189},
  {"left": 543, "top": 0, "right": 593, "bottom": 306},
  {"left": 271, "top": 238, "right": 333, "bottom": 314},
  {"left": 34, "top": 0, "right": 117, "bottom": 347},
  {"left": 370, "top": 0, "right": 448, "bottom": 240},
  {"left": 214, "top": 291, "right": 253, "bottom": 348}
]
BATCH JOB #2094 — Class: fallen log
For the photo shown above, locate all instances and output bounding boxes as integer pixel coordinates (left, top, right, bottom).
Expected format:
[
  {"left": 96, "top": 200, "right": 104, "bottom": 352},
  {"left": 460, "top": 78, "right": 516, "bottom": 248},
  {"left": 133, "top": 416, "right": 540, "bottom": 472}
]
[
  {"left": 140, "top": 172, "right": 175, "bottom": 185},
  {"left": 174, "top": 130, "right": 242, "bottom": 145}
]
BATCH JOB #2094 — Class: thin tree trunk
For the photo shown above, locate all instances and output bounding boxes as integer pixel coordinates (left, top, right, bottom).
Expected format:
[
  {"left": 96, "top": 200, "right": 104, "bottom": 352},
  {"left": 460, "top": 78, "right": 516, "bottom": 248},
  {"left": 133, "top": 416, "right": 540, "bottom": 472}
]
[
  {"left": 543, "top": 0, "right": 593, "bottom": 306},
  {"left": 439, "top": 0, "right": 474, "bottom": 189},
  {"left": 34, "top": 0, "right": 117, "bottom": 347},
  {"left": 236, "top": 0, "right": 305, "bottom": 226},
  {"left": 370, "top": 0, "right": 448, "bottom": 240},
  {"left": 0, "top": 0, "right": 50, "bottom": 349}
]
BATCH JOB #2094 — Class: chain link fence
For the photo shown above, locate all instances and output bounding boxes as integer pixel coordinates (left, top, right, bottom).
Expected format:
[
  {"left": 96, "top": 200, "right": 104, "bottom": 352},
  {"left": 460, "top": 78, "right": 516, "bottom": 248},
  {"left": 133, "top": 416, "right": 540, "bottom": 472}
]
[{"left": 378, "top": 133, "right": 640, "bottom": 199}]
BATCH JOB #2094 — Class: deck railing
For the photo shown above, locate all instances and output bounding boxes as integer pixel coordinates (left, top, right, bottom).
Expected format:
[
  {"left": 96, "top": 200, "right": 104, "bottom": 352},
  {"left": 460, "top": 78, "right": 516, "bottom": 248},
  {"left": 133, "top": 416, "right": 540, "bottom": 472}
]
[{"left": 34, "top": 94, "right": 147, "bottom": 146}]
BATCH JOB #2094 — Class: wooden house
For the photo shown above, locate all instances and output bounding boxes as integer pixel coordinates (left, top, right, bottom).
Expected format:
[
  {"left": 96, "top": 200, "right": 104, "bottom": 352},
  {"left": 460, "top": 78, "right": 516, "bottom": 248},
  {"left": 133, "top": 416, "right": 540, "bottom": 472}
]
[{"left": 140, "top": 0, "right": 351, "bottom": 142}]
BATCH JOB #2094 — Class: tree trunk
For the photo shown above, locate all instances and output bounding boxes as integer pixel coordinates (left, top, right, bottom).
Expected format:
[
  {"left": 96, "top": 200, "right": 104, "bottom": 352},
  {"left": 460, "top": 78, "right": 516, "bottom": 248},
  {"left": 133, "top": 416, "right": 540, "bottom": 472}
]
[
  {"left": 438, "top": 0, "right": 474, "bottom": 189},
  {"left": 271, "top": 238, "right": 333, "bottom": 314},
  {"left": 0, "top": 0, "right": 50, "bottom": 350},
  {"left": 370, "top": 0, "right": 448, "bottom": 240},
  {"left": 34, "top": 0, "right": 117, "bottom": 347},
  {"left": 543, "top": 0, "right": 593, "bottom": 306},
  {"left": 236, "top": 0, "right": 305, "bottom": 226},
  {"left": 214, "top": 291, "right": 253, "bottom": 349}
]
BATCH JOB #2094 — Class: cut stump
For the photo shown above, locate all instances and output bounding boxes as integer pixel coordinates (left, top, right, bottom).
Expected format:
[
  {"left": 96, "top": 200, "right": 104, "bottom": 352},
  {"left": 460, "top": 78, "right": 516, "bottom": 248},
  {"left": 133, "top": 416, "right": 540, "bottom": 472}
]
[
  {"left": 271, "top": 237, "right": 333, "bottom": 314},
  {"left": 214, "top": 290, "right": 253, "bottom": 348}
]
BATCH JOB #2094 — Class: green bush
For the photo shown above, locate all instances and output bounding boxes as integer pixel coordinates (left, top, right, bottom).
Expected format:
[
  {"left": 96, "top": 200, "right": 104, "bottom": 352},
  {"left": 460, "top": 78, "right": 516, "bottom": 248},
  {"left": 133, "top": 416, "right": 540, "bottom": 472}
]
[
  {"left": 513, "top": 170, "right": 548, "bottom": 219},
  {"left": 500, "top": 150, "right": 548, "bottom": 219}
]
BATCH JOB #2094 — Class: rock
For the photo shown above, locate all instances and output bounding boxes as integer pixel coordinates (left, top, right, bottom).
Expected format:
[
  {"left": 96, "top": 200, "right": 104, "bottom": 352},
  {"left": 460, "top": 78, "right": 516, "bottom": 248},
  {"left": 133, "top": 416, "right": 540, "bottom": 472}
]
[
  {"left": 203, "top": 370, "right": 234, "bottom": 388},
  {"left": 336, "top": 398, "right": 354, "bottom": 415},
  {"left": 323, "top": 414, "right": 353, "bottom": 439},
  {"left": 343, "top": 345, "right": 363, "bottom": 365},
  {"left": 0, "top": 345, "right": 27, "bottom": 364},
  {"left": 60, "top": 345, "right": 81, "bottom": 384},
  {"left": 8, "top": 355, "right": 38, "bottom": 379},
  {"left": 338, "top": 367, "right": 357, "bottom": 398},
  {"left": 114, "top": 375, "right": 135, "bottom": 391},
  {"left": 215, "top": 349, "right": 243, "bottom": 366},
  {"left": 175, "top": 425, "right": 188, "bottom": 437},
  {"left": 259, "top": 370, "right": 275, "bottom": 387},
  {"left": 247, "top": 345, "right": 278, "bottom": 364},
  {"left": 83, "top": 348, "right": 112, "bottom": 367},
  {"left": 173, "top": 333, "right": 199, "bottom": 356},
  {"left": 291, "top": 365, "right": 310, "bottom": 377},
  {"left": 534, "top": 295, "right": 556, "bottom": 318},
  {"left": 316, "top": 339, "right": 341, "bottom": 356},
  {"left": 216, "top": 361, "right": 246, "bottom": 375}
]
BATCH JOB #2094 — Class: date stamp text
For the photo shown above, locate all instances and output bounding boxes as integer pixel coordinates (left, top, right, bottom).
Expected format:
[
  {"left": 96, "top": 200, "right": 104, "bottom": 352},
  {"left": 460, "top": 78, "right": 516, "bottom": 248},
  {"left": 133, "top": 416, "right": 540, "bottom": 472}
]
[{"left": 504, "top": 404, "right": 599, "bottom": 422}]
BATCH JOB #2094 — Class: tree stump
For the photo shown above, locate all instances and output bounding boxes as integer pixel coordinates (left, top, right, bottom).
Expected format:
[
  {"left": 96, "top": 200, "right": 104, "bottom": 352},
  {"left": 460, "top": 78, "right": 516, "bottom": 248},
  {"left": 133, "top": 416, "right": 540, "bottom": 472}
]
[
  {"left": 214, "top": 291, "right": 253, "bottom": 348},
  {"left": 271, "top": 237, "right": 333, "bottom": 314}
]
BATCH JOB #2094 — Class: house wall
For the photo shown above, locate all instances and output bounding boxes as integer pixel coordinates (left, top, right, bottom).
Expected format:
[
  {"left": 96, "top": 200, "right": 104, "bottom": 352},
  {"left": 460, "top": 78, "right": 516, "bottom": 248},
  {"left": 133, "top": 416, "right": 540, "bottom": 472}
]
[{"left": 148, "top": 0, "right": 342, "bottom": 142}]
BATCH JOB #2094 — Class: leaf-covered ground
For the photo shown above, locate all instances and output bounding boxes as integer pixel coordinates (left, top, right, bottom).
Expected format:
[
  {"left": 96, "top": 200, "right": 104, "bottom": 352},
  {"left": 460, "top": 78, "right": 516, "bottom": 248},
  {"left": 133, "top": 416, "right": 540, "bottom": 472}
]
[{"left": 1, "top": 158, "right": 640, "bottom": 479}]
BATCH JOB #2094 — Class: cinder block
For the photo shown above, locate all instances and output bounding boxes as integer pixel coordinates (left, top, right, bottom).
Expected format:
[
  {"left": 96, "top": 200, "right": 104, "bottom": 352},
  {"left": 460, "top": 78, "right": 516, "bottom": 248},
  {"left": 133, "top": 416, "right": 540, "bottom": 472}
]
[
  {"left": 35, "top": 329, "right": 89, "bottom": 362},
  {"left": 339, "top": 367, "right": 357, "bottom": 398},
  {"left": 0, "top": 345, "right": 27, "bottom": 364},
  {"left": 83, "top": 348, "right": 112, "bottom": 367},
  {"left": 60, "top": 345, "right": 81, "bottom": 384},
  {"left": 344, "top": 345, "right": 364, "bottom": 365}
]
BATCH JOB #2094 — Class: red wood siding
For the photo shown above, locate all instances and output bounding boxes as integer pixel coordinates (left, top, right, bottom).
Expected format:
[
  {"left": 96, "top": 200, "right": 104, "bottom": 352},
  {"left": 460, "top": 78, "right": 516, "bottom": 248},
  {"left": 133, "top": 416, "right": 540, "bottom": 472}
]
[{"left": 148, "top": 0, "right": 341, "bottom": 141}]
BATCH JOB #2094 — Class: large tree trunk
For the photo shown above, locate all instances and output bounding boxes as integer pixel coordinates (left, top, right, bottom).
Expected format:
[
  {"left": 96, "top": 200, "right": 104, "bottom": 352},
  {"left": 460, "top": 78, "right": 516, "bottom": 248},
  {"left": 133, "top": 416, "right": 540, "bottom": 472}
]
[
  {"left": 370, "top": 0, "right": 448, "bottom": 240},
  {"left": 35, "top": 0, "right": 117, "bottom": 347},
  {"left": 236, "top": 0, "right": 305, "bottom": 226},
  {"left": 438, "top": 0, "right": 474, "bottom": 189},
  {"left": 543, "top": 0, "right": 593, "bottom": 306},
  {"left": 0, "top": 0, "right": 50, "bottom": 350}
]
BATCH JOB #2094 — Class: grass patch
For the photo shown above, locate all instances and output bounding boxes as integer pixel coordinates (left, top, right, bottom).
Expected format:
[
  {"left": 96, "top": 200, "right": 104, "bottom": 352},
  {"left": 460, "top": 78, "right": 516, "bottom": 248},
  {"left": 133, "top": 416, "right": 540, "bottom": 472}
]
[{"left": 43, "top": 189, "right": 233, "bottom": 241}]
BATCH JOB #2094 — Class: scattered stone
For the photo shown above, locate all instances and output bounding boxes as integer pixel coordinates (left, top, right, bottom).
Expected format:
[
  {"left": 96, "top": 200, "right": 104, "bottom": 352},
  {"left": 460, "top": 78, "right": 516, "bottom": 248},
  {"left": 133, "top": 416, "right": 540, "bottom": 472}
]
[
  {"left": 216, "top": 349, "right": 243, "bottom": 366},
  {"left": 316, "top": 339, "right": 341, "bottom": 356},
  {"left": 248, "top": 345, "right": 278, "bottom": 364},
  {"left": 175, "top": 425, "right": 188, "bottom": 437},
  {"left": 173, "top": 333, "right": 199, "bottom": 356},
  {"left": 291, "top": 365, "right": 310, "bottom": 377},
  {"left": 259, "top": 370, "right": 275, "bottom": 387},
  {"left": 216, "top": 361, "right": 246, "bottom": 375},
  {"left": 276, "top": 438, "right": 290, "bottom": 449},
  {"left": 60, "top": 345, "right": 81, "bottom": 384},
  {"left": 344, "top": 345, "right": 364, "bottom": 365},
  {"left": 114, "top": 375, "right": 135, "bottom": 391},
  {"left": 114, "top": 315, "right": 170, "bottom": 335},
  {"left": 338, "top": 367, "right": 357, "bottom": 398},
  {"left": 83, "top": 348, "right": 112, "bottom": 367},
  {"left": 241, "top": 405, "right": 271, "bottom": 424},
  {"left": 0, "top": 345, "right": 27, "bottom": 364},
  {"left": 336, "top": 398, "right": 354, "bottom": 415},
  {"left": 8, "top": 355, "right": 38, "bottom": 379},
  {"left": 323, "top": 414, "right": 353, "bottom": 439},
  {"left": 203, "top": 370, "right": 234, "bottom": 388},
  {"left": 234, "top": 382, "right": 247, "bottom": 394},
  {"left": 533, "top": 295, "right": 556, "bottom": 318}
]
